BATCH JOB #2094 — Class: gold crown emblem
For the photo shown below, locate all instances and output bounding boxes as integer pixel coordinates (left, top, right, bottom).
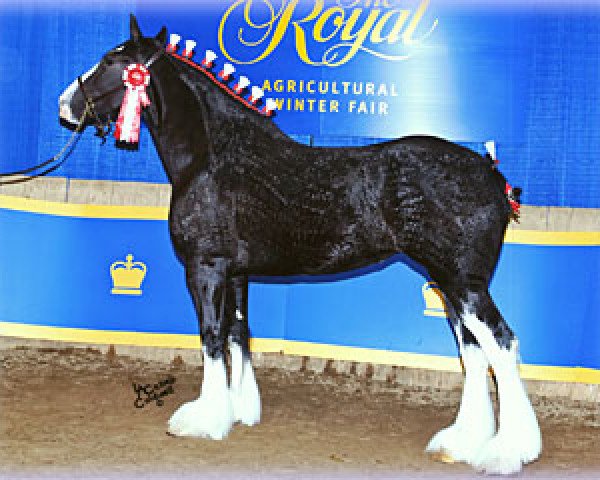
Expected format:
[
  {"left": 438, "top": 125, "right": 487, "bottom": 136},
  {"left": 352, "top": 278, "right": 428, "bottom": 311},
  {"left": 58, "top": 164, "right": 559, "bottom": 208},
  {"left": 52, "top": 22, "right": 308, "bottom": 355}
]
[
  {"left": 422, "top": 282, "right": 448, "bottom": 318},
  {"left": 110, "top": 254, "right": 147, "bottom": 296}
]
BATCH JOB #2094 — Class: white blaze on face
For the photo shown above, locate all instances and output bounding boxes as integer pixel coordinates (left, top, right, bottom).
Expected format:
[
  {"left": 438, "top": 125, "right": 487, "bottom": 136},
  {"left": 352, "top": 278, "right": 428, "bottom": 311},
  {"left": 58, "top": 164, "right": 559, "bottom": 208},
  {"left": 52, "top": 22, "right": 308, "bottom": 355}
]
[{"left": 59, "top": 62, "right": 100, "bottom": 125}]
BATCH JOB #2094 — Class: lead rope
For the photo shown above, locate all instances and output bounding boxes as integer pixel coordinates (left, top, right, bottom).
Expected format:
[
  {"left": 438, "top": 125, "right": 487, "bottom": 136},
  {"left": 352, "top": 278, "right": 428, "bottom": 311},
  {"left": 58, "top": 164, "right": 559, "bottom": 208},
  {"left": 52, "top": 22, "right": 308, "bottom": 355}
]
[{"left": 0, "top": 104, "right": 91, "bottom": 185}]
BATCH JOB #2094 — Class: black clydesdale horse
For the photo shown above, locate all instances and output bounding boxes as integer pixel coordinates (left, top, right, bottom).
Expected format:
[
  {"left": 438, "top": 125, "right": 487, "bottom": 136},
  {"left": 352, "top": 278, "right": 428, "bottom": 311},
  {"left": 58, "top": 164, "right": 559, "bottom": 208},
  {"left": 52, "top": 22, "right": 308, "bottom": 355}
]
[{"left": 58, "top": 16, "right": 541, "bottom": 475}]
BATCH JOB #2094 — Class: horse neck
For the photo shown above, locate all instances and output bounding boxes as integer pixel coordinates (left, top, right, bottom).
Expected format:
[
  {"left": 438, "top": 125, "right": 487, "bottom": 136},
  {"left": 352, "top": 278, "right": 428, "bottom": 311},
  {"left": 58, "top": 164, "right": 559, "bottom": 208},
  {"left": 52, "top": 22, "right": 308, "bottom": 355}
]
[
  {"left": 144, "top": 57, "right": 211, "bottom": 188},
  {"left": 144, "top": 55, "right": 288, "bottom": 187}
]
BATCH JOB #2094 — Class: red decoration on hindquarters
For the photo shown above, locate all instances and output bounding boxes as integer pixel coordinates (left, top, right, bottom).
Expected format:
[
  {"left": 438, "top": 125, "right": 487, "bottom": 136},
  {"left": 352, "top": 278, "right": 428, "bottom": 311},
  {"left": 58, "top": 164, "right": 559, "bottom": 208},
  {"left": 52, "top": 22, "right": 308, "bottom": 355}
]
[
  {"left": 114, "top": 64, "right": 151, "bottom": 144},
  {"left": 505, "top": 182, "right": 520, "bottom": 216}
]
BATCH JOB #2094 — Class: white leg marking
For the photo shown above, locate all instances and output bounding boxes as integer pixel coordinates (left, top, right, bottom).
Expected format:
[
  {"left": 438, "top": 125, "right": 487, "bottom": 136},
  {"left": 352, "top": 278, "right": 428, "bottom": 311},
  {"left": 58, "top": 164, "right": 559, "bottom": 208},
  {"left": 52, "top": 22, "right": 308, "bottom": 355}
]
[
  {"left": 426, "top": 343, "right": 495, "bottom": 463},
  {"left": 230, "top": 341, "right": 261, "bottom": 426},
  {"left": 167, "top": 348, "right": 234, "bottom": 440},
  {"left": 463, "top": 310, "right": 542, "bottom": 475}
]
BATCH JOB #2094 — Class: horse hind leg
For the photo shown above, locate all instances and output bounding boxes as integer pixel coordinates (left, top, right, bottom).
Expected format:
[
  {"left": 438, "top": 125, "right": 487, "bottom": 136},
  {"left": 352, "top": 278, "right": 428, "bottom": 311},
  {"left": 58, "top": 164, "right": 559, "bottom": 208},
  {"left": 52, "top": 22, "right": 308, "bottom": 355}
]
[
  {"left": 426, "top": 302, "right": 495, "bottom": 465},
  {"left": 227, "top": 276, "right": 261, "bottom": 426},
  {"left": 460, "top": 289, "right": 541, "bottom": 474}
]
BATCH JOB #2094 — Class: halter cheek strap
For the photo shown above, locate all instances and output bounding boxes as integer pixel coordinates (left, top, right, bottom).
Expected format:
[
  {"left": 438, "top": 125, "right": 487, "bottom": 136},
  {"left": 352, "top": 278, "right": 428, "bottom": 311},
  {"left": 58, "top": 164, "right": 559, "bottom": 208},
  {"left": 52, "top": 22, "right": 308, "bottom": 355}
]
[
  {"left": 77, "top": 76, "right": 114, "bottom": 141},
  {"left": 144, "top": 48, "right": 164, "bottom": 69}
]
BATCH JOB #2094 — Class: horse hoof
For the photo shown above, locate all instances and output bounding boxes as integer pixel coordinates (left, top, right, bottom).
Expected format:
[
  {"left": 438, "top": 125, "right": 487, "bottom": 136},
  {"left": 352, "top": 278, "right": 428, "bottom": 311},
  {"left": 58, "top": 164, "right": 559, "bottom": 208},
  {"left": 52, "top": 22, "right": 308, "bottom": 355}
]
[
  {"left": 426, "top": 423, "right": 493, "bottom": 466},
  {"left": 429, "top": 449, "right": 456, "bottom": 464},
  {"left": 167, "top": 395, "right": 234, "bottom": 440},
  {"left": 472, "top": 430, "right": 541, "bottom": 475}
]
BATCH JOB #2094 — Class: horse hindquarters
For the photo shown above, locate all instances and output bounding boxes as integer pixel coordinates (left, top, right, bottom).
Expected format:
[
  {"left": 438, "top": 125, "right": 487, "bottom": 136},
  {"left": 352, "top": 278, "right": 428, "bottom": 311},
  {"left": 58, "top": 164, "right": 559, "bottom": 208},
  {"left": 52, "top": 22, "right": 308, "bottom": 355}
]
[{"left": 409, "top": 163, "right": 541, "bottom": 473}]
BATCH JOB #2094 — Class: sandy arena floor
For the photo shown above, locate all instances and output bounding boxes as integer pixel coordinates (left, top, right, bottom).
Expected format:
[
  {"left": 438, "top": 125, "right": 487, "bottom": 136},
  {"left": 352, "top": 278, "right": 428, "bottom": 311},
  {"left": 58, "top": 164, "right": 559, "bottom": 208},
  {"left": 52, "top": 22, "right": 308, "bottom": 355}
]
[{"left": 1, "top": 344, "right": 599, "bottom": 479}]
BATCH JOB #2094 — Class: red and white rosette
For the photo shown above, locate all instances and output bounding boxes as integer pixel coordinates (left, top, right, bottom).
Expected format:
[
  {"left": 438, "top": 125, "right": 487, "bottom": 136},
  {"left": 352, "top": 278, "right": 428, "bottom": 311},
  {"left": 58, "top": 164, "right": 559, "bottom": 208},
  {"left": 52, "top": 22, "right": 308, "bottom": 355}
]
[{"left": 114, "top": 64, "right": 151, "bottom": 144}]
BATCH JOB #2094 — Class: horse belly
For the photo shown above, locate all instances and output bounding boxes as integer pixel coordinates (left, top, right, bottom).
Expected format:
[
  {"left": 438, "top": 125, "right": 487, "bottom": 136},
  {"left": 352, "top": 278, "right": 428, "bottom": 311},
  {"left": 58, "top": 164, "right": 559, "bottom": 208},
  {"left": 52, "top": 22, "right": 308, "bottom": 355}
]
[{"left": 246, "top": 216, "right": 399, "bottom": 276}]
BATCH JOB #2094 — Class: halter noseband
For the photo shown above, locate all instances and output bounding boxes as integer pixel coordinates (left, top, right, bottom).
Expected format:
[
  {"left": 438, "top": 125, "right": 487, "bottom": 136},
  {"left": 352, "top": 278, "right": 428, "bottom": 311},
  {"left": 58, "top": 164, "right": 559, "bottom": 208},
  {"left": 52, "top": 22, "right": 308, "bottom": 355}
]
[{"left": 77, "top": 75, "right": 117, "bottom": 142}]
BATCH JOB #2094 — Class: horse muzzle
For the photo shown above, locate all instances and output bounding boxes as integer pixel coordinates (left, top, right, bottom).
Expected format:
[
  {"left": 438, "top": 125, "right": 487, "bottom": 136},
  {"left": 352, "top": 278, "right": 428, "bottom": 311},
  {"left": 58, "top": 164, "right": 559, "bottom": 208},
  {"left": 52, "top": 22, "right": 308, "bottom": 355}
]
[{"left": 59, "top": 100, "right": 80, "bottom": 130}]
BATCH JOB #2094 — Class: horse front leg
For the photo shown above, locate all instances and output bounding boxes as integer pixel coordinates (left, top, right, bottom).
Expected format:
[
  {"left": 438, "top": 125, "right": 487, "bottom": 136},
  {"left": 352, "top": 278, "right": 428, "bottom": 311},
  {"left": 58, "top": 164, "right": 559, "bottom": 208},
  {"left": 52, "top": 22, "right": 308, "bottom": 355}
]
[
  {"left": 167, "top": 256, "right": 234, "bottom": 440},
  {"left": 227, "top": 276, "right": 261, "bottom": 426}
]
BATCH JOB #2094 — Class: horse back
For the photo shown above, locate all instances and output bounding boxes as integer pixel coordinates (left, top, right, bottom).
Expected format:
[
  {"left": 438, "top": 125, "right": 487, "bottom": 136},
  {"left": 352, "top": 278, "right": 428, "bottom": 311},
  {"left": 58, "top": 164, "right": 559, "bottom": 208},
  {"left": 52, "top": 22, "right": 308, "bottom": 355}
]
[{"left": 169, "top": 135, "right": 509, "bottom": 277}]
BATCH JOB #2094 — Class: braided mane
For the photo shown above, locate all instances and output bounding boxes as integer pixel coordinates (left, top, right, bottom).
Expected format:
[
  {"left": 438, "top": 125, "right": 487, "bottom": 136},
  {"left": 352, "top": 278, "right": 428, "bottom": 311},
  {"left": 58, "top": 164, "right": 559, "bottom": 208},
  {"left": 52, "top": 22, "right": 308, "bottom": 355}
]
[{"left": 164, "top": 34, "right": 276, "bottom": 118}]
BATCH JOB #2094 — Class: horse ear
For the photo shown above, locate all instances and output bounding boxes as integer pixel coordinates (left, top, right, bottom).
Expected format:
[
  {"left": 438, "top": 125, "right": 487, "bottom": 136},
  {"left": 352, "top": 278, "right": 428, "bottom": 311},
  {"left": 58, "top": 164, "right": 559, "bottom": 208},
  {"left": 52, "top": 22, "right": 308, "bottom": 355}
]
[
  {"left": 155, "top": 26, "right": 167, "bottom": 45},
  {"left": 130, "top": 14, "right": 142, "bottom": 42}
]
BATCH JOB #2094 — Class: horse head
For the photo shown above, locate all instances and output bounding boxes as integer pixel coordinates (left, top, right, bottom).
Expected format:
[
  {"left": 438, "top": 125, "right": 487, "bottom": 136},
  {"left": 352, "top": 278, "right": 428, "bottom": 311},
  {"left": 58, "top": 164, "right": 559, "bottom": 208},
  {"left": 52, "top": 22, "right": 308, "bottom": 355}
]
[{"left": 58, "top": 15, "right": 166, "bottom": 141}]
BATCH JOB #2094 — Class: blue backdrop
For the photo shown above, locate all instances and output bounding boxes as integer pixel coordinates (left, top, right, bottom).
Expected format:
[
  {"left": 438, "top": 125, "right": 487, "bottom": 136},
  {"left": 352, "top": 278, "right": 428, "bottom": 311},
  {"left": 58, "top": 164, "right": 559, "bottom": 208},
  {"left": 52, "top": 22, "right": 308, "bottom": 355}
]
[
  {"left": 0, "top": 206, "right": 598, "bottom": 370},
  {"left": 1, "top": 0, "right": 600, "bottom": 207}
]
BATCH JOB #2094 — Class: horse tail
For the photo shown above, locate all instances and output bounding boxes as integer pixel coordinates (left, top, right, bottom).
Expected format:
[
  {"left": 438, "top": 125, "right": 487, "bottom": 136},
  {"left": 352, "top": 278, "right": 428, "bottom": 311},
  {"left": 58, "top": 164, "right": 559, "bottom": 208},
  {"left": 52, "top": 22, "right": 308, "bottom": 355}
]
[{"left": 484, "top": 141, "right": 522, "bottom": 222}]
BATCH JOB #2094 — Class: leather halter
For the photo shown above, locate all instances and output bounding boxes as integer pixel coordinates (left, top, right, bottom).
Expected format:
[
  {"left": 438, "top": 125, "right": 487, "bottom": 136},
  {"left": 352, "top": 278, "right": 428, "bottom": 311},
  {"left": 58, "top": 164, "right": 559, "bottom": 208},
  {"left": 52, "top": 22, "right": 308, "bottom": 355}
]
[
  {"left": 0, "top": 48, "right": 166, "bottom": 183},
  {"left": 76, "top": 75, "right": 116, "bottom": 142},
  {"left": 76, "top": 48, "right": 164, "bottom": 142}
]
